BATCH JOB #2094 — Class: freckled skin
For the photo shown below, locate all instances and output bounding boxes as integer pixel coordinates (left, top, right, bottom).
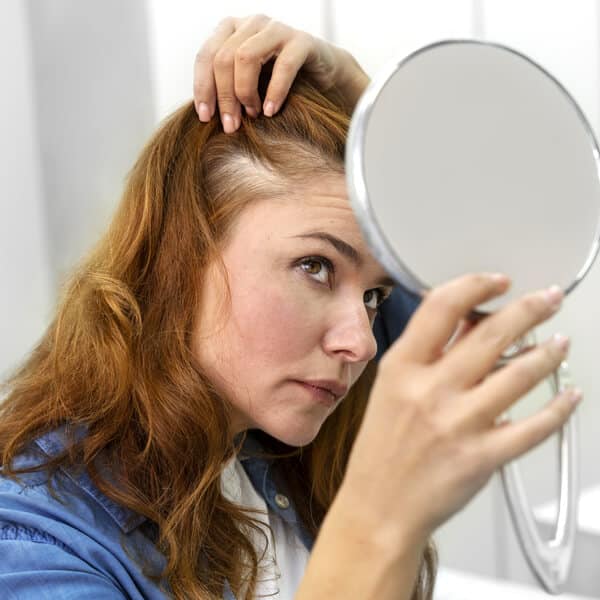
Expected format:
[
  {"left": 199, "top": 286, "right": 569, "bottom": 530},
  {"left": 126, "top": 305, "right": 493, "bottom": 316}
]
[{"left": 193, "top": 174, "right": 390, "bottom": 447}]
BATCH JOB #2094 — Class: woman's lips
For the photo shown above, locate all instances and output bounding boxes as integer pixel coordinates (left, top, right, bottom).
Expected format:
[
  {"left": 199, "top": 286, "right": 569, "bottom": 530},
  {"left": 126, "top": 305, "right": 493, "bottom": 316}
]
[{"left": 294, "top": 380, "right": 343, "bottom": 407}]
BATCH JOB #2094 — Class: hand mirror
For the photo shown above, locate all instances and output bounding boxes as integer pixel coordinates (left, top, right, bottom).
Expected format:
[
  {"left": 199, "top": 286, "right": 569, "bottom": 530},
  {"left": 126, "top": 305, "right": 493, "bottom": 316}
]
[{"left": 346, "top": 40, "right": 600, "bottom": 593}]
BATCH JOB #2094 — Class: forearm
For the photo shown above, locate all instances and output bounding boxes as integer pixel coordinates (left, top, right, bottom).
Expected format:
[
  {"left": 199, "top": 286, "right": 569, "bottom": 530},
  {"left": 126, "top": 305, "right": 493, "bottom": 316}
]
[{"left": 295, "top": 486, "right": 426, "bottom": 600}]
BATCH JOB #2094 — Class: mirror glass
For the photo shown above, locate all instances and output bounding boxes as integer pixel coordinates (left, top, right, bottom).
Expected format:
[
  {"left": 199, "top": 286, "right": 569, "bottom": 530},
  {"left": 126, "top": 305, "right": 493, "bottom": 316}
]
[{"left": 347, "top": 41, "right": 600, "bottom": 312}]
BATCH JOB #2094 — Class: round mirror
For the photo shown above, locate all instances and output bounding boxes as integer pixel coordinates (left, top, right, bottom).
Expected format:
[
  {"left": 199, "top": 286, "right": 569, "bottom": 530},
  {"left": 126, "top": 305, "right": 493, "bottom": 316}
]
[{"left": 347, "top": 40, "right": 600, "bottom": 313}]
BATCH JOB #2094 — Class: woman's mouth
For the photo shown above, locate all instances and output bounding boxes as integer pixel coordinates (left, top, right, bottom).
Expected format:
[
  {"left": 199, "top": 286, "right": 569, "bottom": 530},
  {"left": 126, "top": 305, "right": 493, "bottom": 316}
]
[{"left": 294, "top": 380, "right": 346, "bottom": 407}]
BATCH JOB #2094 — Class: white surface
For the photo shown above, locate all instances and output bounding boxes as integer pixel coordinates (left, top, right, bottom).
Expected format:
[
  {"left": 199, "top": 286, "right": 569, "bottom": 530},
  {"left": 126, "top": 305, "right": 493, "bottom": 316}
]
[
  {"left": 434, "top": 566, "right": 597, "bottom": 599},
  {"left": 535, "top": 484, "right": 600, "bottom": 536}
]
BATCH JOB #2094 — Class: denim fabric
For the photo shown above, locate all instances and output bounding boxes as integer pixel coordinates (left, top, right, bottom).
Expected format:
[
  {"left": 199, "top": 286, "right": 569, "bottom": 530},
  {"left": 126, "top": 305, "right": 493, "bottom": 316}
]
[
  {"left": 0, "top": 430, "right": 312, "bottom": 599},
  {"left": 0, "top": 287, "right": 417, "bottom": 599}
]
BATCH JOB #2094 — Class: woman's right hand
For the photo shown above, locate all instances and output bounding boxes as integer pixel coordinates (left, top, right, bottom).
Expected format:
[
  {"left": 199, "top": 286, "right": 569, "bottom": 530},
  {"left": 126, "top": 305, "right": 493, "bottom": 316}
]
[
  {"left": 193, "top": 15, "right": 368, "bottom": 132},
  {"left": 341, "top": 272, "right": 581, "bottom": 547}
]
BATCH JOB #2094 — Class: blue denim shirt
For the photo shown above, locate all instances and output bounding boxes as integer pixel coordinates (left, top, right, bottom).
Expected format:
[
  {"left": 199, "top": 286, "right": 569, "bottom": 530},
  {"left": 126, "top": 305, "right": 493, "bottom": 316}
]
[{"left": 0, "top": 288, "right": 418, "bottom": 599}]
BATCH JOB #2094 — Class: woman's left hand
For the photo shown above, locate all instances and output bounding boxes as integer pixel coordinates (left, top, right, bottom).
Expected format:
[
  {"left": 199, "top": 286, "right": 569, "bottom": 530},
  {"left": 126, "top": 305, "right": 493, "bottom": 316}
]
[{"left": 193, "top": 14, "right": 369, "bottom": 133}]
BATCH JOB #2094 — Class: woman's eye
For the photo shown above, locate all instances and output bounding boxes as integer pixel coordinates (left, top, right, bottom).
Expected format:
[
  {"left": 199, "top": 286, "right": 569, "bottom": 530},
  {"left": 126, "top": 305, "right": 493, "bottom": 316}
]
[
  {"left": 299, "top": 257, "right": 389, "bottom": 310},
  {"left": 364, "top": 288, "right": 385, "bottom": 310},
  {"left": 299, "top": 257, "right": 332, "bottom": 285}
]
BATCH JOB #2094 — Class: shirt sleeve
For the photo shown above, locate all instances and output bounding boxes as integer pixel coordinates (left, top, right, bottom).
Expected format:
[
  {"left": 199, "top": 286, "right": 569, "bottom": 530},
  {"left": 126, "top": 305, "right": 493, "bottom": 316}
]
[{"left": 0, "top": 537, "right": 127, "bottom": 600}]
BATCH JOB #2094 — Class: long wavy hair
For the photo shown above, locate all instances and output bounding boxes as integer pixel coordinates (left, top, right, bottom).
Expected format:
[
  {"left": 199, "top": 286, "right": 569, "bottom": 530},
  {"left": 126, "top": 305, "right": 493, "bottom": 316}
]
[{"left": 0, "top": 68, "right": 437, "bottom": 599}]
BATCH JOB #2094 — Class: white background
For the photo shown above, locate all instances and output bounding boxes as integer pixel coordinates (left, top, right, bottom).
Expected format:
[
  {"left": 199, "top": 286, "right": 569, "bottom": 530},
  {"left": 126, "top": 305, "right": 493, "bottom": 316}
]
[{"left": 2, "top": 0, "right": 600, "bottom": 595}]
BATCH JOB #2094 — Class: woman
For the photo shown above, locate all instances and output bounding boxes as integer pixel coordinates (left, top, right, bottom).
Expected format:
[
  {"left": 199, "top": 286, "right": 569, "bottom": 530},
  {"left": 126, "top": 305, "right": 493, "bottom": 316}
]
[{"left": 0, "top": 15, "right": 579, "bottom": 600}]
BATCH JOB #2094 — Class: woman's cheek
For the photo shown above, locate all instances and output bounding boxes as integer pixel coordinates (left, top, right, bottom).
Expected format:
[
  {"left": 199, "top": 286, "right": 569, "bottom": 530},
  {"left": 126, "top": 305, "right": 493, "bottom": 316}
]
[{"left": 234, "top": 280, "right": 321, "bottom": 352}]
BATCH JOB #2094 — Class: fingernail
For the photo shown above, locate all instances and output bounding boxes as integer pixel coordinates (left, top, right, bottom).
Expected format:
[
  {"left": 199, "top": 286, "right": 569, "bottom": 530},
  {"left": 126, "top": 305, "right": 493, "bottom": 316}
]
[
  {"left": 222, "top": 113, "right": 235, "bottom": 133},
  {"left": 264, "top": 100, "right": 276, "bottom": 117},
  {"left": 544, "top": 285, "right": 563, "bottom": 309},
  {"left": 567, "top": 387, "right": 583, "bottom": 406},
  {"left": 552, "top": 333, "right": 570, "bottom": 353},
  {"left": 488, "top": 272, "right": 510, "bottom": 287},
  {"left": 245, "top": 105, "right": 258, "bottom": 118},
  {"left": 198, "top": 102, "right": 211, "bottom": 122},
  {"left": 234, "top": 113, "right": 241, "bottom": 130}
]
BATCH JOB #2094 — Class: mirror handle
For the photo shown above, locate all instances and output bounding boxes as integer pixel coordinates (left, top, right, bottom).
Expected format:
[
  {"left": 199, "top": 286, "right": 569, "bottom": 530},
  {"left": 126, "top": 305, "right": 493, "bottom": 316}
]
[{"left": 500, "top": 345, "right": 578, "bottom": 594}]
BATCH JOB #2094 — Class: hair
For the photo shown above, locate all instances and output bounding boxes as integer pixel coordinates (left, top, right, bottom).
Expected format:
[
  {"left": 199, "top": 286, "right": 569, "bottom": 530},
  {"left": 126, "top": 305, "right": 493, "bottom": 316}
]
[{"left": 0, "top": 67, "right": 437, "bottom": 598}]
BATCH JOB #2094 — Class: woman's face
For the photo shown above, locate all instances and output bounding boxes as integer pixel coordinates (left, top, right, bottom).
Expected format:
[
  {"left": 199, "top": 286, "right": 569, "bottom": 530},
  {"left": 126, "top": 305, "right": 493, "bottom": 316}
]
[{"left": 193, "top": 173, "right": 394, "bottom": 447}]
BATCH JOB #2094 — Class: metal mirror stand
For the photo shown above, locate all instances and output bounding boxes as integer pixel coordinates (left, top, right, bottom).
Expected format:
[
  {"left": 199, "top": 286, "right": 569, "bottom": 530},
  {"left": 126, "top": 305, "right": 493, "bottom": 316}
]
[{"left": 499, "top": 335, "right": 578, "bottom": 593}]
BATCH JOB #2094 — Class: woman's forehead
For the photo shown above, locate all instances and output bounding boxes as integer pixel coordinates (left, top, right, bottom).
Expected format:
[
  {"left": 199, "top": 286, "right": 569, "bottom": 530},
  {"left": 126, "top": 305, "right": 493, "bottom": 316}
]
[
  {"left": 266, "top": 181, "right": 359, "bottom": 234},
  {"left": 226, "top": 172, "right": 353, "bottom": 230},
  {"left": 280, "top": 174, "right": 354, "bottom": 219},
  {"left": 227, "top": 183, "right": 390, "bottom": 276}
]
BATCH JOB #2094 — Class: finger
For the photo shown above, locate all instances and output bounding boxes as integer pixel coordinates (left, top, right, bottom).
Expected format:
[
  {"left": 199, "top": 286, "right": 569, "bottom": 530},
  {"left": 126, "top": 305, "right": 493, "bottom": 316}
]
[
  {"left": 461, "top": 333, "right": 571, "bottom": 429},
  {"left": 193, "top": 17, "right": 237, "bottom": 122},
  {"left": 234, "top": 21, "right": 293, "bottom": 116},
  {"left": 214, "top": 16, "right": 270, "bottom": 132},
  {"left": 263, "top": 34, "right": 311, "bottom": 116},
  {"left": 480, "top": 387, "right": 581, "bottom": 470},
  {"left": 442, "top": 318, "right": 477, "bottom": 355},
  {"left": 233, "top": 49, "right": 264, "bottom": 118},
  {"left": 387, "top": 273, "right": 511, "bottom": 366},
  {"left": 439, "top": 285, "right": 564, "bottom": 388}
]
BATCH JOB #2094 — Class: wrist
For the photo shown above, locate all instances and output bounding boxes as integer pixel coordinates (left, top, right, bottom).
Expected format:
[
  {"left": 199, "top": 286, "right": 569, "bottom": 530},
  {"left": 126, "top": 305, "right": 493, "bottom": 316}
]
[
  {"left": 296, "top": 486, "right": 427, "bottom": 600},
  {"left": 333, "top": 478, "right": 429, "bottom": 557}
]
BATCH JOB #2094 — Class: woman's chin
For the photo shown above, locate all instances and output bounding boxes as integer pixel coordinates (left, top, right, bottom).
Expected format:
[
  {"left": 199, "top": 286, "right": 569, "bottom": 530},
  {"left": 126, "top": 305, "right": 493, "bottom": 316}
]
[{"left": 267, "top": 420, "right": 324, "bottom": 448}]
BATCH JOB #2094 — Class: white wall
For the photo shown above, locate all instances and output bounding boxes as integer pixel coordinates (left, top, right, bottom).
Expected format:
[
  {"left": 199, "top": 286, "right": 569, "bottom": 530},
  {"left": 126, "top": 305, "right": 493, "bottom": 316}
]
[
  {"left": 27, "top": 0, "right": 156, "bottom": 290},
  {"left": 0, "top": 0, "right": 51, "bottom": 380},
  {"left": 0, "top": 1, "right": 155, "bottom": 379},
  {"left": 332, "top": 0, "right": 474, "bottom": 76}
]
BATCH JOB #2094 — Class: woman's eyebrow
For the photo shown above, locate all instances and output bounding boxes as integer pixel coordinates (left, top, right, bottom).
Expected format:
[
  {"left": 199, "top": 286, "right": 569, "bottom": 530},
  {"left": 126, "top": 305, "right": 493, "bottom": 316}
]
[{"left": 290, "top": 231, "right": 395, "bottom": 287}]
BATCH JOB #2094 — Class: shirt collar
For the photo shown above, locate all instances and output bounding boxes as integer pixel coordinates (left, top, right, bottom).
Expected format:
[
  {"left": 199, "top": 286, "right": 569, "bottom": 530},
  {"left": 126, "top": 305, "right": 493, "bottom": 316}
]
[
  {"left": 238, "top": 431, "right": 314, "bottom": 551},
  {"left": 34, "top": 427, "right": 145, "bottom": 533},
  {"left": 33, "top": 427, "right": 314, "bottom": 548}
]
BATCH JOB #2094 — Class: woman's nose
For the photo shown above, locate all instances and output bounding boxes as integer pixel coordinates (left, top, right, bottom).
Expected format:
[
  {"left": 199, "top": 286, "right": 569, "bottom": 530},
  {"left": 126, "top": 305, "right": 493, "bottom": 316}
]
[{"left": 322, "top": 303, "right": 378, "bottom": 363}]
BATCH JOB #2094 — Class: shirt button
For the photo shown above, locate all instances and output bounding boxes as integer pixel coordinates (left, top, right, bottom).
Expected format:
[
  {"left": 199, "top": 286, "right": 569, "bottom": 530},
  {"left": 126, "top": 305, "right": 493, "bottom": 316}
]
[{"left": 274, "top": 493, "right": 290, "bottom": 509}]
